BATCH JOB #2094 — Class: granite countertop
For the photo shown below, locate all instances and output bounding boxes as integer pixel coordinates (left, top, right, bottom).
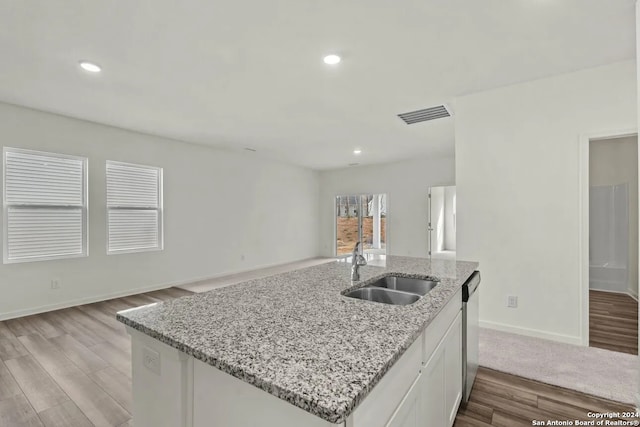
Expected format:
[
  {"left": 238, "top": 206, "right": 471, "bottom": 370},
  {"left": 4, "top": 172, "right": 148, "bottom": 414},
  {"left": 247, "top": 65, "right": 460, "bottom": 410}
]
[{"left": 117, "top": 256, "right": 478, "bottom": 424}]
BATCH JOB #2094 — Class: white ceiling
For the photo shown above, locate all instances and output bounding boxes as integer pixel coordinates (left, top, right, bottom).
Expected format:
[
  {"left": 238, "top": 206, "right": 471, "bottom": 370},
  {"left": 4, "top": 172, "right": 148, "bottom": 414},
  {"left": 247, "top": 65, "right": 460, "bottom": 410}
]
[{"left": 0, "top": 0, "right": 636, "bottom": 170}]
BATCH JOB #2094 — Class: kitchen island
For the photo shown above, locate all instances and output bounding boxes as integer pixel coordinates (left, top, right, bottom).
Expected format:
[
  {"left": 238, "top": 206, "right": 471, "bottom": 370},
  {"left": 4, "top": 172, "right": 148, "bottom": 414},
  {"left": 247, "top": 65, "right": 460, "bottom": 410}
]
[{"left": 117, "top": 256, "right": 479, "bottom": 427}]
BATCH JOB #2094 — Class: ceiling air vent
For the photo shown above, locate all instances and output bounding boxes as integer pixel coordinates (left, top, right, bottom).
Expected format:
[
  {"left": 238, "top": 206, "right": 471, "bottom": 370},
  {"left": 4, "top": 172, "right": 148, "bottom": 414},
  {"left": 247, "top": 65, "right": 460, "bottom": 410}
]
[{"left": 398, "top": 105, "right": 451, "bottom": 125}]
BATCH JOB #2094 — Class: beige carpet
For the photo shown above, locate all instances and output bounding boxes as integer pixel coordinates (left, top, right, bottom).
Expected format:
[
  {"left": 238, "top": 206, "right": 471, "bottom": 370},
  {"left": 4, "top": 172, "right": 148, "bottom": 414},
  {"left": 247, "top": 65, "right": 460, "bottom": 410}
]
[{"left": 479, "top": 328, "right": 638, "bottom": 404}]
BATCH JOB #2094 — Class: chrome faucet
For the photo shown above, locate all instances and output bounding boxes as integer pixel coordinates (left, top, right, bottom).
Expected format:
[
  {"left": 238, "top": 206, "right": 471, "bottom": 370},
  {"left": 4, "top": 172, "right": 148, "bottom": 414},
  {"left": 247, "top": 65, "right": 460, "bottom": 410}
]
[{"left": 351, "top": 242, "right": 367, "bottom": 281}]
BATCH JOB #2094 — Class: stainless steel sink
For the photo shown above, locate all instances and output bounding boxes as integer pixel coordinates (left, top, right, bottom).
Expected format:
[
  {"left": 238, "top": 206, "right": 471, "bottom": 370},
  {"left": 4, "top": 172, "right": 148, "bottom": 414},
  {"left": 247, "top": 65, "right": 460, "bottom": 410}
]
[
  {"left": 364, "top": 276, "right": 439, "bottom": 296},
  {"left": 343, "top": 288, "right": 420, "bottom": 305}
]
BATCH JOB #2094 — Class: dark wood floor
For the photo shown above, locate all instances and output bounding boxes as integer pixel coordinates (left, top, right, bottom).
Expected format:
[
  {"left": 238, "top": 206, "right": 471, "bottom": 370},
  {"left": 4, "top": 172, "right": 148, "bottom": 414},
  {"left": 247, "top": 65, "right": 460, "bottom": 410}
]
[
  {"left": 0, "top": 288, "right": 637, "bottom": 426},
  {"left": 0, "top": 287, "right": 192, "bottom": 427},
  {"left": 589, "top": 290, "right": 638, "bottom": 355},
  {"left": 455, "top": 367, "right": 638, "bottom": 426}
]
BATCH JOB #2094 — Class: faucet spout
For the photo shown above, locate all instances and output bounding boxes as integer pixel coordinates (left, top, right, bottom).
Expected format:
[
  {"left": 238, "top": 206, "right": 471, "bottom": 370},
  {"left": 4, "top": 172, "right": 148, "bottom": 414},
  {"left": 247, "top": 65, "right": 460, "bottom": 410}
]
[{"left": 351, "top": 242, "right": 367, "bottom": 281}]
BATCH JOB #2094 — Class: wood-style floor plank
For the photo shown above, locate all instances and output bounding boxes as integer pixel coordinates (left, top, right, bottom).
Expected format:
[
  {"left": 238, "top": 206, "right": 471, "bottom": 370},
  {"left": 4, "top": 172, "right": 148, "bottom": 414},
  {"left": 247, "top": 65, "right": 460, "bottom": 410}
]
[
  {"left": 64, "top": 309, "right": 130, "bottom": 350},
  {"left": 454, "top": 414, "right": 494, "bottom": 427},
  {"left": 38, "top": 401, "right": 93, "bottom": 427},
  {"left": 21, "top": 316, "right": 65, "bottom": 340},
  {"left": 4, "top": 355, "right": 69, "bottom": 413},
  {"left": 5, "top": 318, "right": 40, "bottom": 338},
  {"left": 0, "top": 287, "right": 190, "bottom": 426},
  {"left": 88, "top": 342, "right": 131, "bottom": 380},
  {"left": 0, "top": 321, "right": 16, "bottom": 339},
  {"left": 88, "top": 367, "right": 132, "bottom": 413},
  {"left": 589, "top": 290, "right": 638, "bottom": 355},
  {"left": 0, "top": 358, "right": 23, "bottom": 401},
  {"left": 40, "top": 311, "right": 103, "bottom": 349},
  {"left": 18, "top": 334, "right": 130, "bottom": 427},
  {"left": 49, "top": 335, "right": 109, "bottom": 374},
  {"left": 75, "top": 304, "right": 126, "bottom": 333},
  {"left": 454, "top": 367, "right": 638, "bottom": 426},
  {"left": 474, "top": 365, "right": 633, "bottom": 415},
  {"left": 0, "top": 335, "right": 30, "bottom": 361},
  {"left": 0, "top": 394, "right": 44, "bottom": 427}
]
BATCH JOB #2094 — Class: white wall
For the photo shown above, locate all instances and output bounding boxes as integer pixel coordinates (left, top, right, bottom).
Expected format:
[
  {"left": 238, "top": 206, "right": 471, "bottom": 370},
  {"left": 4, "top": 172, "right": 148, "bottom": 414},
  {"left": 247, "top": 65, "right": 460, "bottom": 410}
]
[
  {"left": 319, "top": 156, "right": 455, "bottom": 257},
  {"left": 455, "top": 60, "right": 637, "bottom": 344},
  {"left": 0, "top": 103, "right": 320, "bottom": 319},
  {"left": 589, "top": 137, "right": 638, "bottom": 297}
]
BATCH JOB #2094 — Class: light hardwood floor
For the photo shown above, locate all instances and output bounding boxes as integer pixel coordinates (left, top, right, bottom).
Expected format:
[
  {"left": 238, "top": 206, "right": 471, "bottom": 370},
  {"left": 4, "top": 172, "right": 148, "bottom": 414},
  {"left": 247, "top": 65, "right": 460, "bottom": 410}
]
[
  {"left": 0, "top": 289, "right": 636, "bottom": 426},
  {"left": 0, "top": 288, "right": 192, "bottom": 427},
  {"left": 589, "top": 290, "right": 638, "bottom": 355},
  {"left": 455, "top": 367, "right": 637, "bottom": 426}
]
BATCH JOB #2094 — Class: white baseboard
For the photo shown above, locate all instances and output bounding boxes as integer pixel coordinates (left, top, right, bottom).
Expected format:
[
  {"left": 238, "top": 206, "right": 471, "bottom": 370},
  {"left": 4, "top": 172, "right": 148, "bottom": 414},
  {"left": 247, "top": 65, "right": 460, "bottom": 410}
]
[
  {"left": 627, "top": 288, "right": 639, "bottom": 301},
  {"left": 480, "top": 320, "right": 582, "bottom": 346},
  {"left": 0, "top": 256, "right": 331, "bottom": 322}
]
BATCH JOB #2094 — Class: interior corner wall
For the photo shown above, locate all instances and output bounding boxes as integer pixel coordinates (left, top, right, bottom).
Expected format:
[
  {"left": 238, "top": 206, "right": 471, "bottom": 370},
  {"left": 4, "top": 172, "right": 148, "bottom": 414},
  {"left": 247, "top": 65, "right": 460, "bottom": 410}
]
[
  {"left": 318, "top": 156, "right": 455, "bottom": 258},
  {"left": 455, "top": 60, "right": 637, "bottom": 344},
  {"left": 0, "top": 102, "right": 320, "bottom": 319}
]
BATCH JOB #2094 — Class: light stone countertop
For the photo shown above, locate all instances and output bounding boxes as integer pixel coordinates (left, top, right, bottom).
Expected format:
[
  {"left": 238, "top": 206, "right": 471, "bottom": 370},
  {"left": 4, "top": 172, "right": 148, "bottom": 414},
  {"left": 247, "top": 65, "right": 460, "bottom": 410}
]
[{"left": 117, "top": 256, "right": 479, "bottom": 424}]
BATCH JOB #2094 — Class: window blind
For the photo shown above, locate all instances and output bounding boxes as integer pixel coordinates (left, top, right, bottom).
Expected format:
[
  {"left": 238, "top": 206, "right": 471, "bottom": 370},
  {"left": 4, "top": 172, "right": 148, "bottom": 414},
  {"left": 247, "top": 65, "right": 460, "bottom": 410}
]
[
  {"left": 106, "top": 161, "right": 162, "bottom": 253},
  {"left": 3, "top": 148, "right": 87, "bottom": 263}
]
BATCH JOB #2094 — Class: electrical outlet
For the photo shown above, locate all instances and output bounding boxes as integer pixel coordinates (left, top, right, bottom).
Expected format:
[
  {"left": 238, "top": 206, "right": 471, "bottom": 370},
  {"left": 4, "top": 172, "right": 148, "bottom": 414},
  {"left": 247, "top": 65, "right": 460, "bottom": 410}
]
[
  {"left": 142, "top": 347, "right": 161, "bottom": 375},
  {"left": 50, "top": 278, "right": 61, "bottom": 290},
  {"left": 507, "top": 295, "right": 518, "bottom": 308},
  {"left": 240, "top": 254, "right": 245, "bottom": 261}
]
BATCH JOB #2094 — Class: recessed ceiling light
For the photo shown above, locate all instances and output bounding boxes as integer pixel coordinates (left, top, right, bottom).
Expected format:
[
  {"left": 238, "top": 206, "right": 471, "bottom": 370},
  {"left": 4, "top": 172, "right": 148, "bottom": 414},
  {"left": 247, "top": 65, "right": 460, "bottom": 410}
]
[
  {"left": 353, "top": 149, "right": 362, "bottom": 155},
  {"left": 79, "top": 61, "right": 101, "bottom": 73},
  {"left": 323, "top": 54, "right": 341, "bottom": 65}
]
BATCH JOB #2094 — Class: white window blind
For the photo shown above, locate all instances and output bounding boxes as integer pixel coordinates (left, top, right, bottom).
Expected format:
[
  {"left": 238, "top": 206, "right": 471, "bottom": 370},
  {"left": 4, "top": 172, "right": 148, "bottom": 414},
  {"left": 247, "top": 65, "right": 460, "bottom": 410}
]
[
  {"left": 106, "top": 161, "right": 163, "bottom": 254},
  {"left": 3, "top": 147, "right": 88, "bottom": 263}
]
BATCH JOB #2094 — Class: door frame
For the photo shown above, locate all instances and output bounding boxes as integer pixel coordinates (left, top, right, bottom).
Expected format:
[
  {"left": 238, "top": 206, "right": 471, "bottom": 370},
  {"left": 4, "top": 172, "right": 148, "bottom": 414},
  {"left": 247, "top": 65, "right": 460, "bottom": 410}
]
[{"left": 578, "top": 128, "right": 638, "bottom": 346}]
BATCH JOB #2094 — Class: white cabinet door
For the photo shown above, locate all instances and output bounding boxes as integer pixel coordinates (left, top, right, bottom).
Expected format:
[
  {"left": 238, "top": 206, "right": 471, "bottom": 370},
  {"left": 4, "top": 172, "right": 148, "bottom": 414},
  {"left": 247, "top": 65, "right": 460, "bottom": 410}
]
[
  {"left": 420, "top": 310, "right": 463, "bottom": 427},
  {"left": 420, "top": 348, "right": 446, "bottom": 427},
  {"left": 443, "top": 312, "right": 463, "bottom": 426},
  {"left": 386, "top": 375, "right": 422, "bottom": 427}
]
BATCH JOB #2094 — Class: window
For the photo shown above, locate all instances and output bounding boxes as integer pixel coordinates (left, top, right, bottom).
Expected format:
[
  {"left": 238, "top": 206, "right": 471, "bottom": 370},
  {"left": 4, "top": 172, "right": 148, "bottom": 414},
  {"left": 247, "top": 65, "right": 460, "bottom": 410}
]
[
  {"left": 106, "top": 161, "right": 163, "bottom": 254},
  {"left": 3, "top": 147, "right": 88, "bottom": 263}
]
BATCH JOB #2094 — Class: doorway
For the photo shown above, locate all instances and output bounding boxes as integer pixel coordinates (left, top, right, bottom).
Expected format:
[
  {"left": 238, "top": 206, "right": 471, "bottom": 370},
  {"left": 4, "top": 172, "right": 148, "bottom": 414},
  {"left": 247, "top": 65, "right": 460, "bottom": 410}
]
[
  {"left": 335, "top": 194, "right": 387, "bottom": 258},
  {"left": 586, "top": 133, "right": 638, "bottom": 355}
]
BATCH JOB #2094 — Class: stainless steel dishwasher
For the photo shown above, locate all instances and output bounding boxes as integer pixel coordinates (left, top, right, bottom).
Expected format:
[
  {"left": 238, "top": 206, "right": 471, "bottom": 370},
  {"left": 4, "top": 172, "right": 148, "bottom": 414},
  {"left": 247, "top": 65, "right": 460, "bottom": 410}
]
[{"left": 462, "top": 271, "right": 480, "bottom": 403}]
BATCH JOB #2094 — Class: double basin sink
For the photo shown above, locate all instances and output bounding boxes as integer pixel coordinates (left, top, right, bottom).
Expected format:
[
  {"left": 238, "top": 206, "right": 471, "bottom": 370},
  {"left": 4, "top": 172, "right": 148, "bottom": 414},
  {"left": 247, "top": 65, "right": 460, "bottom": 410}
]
[{"left": 343, "top": 275, "right": 439, "bottom": 306}]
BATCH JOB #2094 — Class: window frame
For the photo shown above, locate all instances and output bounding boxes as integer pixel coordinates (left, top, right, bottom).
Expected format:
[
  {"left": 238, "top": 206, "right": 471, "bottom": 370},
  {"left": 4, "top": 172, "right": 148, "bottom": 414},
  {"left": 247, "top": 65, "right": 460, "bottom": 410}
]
[
  {"left": 106, "top": 160, "right": 163, "bottom": 255},
  {"left": 2, "top": 147, "right": 89, "bottom": 264}
]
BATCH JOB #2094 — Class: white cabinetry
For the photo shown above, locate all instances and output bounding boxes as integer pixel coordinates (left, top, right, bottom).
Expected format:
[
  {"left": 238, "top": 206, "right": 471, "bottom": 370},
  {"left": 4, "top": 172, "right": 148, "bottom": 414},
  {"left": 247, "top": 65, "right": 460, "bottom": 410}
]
[
  {"left": 357, "top": 288, "right": 463, "bottom": 427},
  {"left": 385, "top": 375, "right": 422, "bottom": 427},
  {"left": 420, "top": 311, "right": 462, "bottom": 427},
  {"left": 420, "top": 347, "right": 446, "bottom": 427},
  {"left": 444, "top": 312, "right": 463, "bottom": 425},
  {"left": 126, "top": 289, "right": 464, "bottom": 427}
]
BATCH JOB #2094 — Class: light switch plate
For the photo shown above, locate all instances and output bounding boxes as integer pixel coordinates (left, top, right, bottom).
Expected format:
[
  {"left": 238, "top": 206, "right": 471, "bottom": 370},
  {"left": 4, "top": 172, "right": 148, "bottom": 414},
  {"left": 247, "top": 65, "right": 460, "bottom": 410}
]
[{"left": 142, "top": 346, "right": 161, "bottom": 375}]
